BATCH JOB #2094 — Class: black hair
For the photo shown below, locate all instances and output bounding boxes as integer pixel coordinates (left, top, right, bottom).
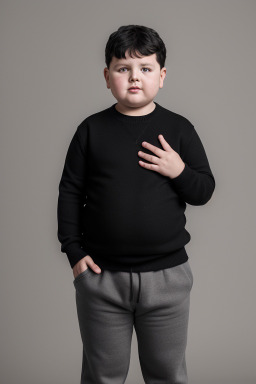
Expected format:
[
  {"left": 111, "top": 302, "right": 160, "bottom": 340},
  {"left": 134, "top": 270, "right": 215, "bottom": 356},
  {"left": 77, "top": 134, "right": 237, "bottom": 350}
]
[{"left": 105, "top": 25, "right": 166, "bottom": 69}]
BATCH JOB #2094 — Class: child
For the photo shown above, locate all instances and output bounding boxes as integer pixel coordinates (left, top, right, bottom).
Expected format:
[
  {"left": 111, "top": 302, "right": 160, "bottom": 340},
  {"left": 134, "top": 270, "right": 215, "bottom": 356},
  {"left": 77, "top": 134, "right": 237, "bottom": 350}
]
[{"left": 57, "top": 24, "right": 215, "bottom": 384}]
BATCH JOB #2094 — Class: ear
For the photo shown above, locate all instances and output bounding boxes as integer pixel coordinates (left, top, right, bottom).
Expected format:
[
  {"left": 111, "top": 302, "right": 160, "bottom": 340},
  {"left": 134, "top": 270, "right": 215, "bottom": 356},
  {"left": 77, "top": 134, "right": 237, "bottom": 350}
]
[
  {"left": 159, "top": 67, "right": 167, "bottom": 88},
  {"left": 103, "top": 67, "right": 110, "bottom": 89}
]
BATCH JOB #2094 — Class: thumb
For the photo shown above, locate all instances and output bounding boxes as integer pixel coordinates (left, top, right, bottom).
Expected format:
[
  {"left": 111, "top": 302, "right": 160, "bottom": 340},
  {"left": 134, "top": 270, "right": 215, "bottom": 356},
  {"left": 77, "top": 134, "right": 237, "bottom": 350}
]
[{"left": 85, "top": 255, "right": 102, "bottom": 273}]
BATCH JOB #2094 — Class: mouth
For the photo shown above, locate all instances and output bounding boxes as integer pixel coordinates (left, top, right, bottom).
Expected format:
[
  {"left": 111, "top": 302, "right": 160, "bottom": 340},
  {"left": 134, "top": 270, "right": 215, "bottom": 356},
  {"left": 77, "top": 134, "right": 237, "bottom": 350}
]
[{"left": 128, "top": 87, "right": 141, "bottom": 92}]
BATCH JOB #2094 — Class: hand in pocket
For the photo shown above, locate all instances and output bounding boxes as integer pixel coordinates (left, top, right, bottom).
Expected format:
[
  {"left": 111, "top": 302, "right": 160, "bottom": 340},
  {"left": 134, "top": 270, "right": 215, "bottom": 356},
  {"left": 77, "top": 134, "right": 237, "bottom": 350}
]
[{"left": 73, "top": 255, "right": 101, "bottom": 279}]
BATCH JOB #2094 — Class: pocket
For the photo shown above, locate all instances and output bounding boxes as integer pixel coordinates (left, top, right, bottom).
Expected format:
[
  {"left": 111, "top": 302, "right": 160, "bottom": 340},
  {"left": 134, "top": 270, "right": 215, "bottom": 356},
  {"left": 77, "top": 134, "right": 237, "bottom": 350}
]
[
  {"left": 73, "top": 268, "right": 90, "bottom": 285},
  {"left": 181, "top": 260, "right": 194, "bottom": 287}
]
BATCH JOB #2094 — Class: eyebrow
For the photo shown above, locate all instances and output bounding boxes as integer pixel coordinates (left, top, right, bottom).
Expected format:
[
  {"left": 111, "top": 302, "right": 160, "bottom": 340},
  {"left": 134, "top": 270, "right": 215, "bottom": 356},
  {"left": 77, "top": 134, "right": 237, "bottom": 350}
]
[{"left": 114, "top": 63, "right": 154, "bottom": 68}]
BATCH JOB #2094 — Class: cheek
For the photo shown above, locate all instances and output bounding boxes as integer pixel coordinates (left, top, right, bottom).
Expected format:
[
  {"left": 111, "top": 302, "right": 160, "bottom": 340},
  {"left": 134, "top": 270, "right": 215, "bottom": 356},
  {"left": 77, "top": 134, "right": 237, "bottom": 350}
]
[
  {"left": 112, "top": 76, "right": 126, "bottom": 90},
  {"left": 144, "top": 81, "right": 158, "bottom": 94}
]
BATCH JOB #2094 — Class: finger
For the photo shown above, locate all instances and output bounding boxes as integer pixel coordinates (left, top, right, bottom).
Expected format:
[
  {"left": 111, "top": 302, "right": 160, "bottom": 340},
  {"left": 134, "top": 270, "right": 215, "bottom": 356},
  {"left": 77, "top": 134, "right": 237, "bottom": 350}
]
[
  {"left": 139, "top": 160, "right": 160, "bottom": 172},
  {"left": 91, "top": 263, "right": 101, "bottom": 273},
  {"left": 86, "top": 256, "right": 101, "bottom": 273},
  {"left": 158, "top": 134, "right": 173, "bottom": 152},
  {"left": 138, "top": 150, "right": 160, "bottom": 164},
  {"left": 141, "top": 141, "right": 163, "bottom": 157}
]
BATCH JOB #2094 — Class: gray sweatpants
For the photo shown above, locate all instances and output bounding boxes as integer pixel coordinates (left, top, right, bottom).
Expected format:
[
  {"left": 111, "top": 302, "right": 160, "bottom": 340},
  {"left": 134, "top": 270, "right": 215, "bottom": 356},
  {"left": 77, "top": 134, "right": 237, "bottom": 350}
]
[{"left": 73, "top": 260, "right": 194, "bottom": 384}]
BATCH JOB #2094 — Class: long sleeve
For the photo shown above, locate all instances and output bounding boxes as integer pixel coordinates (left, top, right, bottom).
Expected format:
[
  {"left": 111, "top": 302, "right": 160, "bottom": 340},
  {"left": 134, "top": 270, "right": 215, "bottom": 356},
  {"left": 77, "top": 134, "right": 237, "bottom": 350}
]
[
  {"left": 56, "top": 103, "right": 216, "bottom": 272},
  {"left": 57, "top": 124, "right": 88, "bottom": 269},
  {"left": 171, "top": 126, "right": 215, "bottom": 205}
]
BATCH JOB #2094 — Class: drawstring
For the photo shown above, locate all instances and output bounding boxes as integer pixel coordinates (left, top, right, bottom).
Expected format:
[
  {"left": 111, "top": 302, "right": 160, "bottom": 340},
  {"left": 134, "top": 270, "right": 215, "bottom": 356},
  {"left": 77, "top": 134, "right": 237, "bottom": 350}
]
[
  {"left": 129, "top": 267, "right": 141, "bottom": 303},
  {"left": 137, "top": 271, "right": 141, "bottom": 303},
  {"left": 130, "top": 267, "right": 133, "bottom": 302}
]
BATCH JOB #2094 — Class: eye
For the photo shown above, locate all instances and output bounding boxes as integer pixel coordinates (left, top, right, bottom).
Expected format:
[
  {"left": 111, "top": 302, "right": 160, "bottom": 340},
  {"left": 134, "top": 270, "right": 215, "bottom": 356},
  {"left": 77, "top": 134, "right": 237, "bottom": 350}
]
[{"left": 118, "top": 67, "right": 151, "bottom": 73}]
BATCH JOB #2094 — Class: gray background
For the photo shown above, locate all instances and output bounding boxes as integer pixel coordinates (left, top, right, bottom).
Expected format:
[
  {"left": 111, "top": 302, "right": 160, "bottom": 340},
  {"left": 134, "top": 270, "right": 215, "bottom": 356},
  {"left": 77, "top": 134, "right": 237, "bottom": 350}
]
[{"left": 1, "top": 1, "right": 255, "bottom": 383}]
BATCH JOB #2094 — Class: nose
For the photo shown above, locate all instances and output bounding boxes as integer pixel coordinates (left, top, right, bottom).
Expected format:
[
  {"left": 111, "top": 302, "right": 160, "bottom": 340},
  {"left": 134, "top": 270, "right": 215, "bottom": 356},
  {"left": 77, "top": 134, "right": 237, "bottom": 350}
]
[{"left": 129, "top": 70, "right": 140, "bottom": 83}]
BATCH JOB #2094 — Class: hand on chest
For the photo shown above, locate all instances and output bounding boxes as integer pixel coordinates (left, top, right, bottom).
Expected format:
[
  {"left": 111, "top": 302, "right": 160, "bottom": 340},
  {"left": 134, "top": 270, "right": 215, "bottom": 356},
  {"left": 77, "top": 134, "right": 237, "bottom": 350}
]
[{"left": 89, "top": 124, "right": 183, "bottom": 181}]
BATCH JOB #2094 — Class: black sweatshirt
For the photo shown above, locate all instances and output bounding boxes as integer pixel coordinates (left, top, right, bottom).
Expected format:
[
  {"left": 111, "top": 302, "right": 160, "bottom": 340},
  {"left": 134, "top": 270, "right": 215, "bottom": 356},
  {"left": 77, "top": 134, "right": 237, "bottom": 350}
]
[{"left": 57, "top": 102, "right": 215, "bottom": 272}]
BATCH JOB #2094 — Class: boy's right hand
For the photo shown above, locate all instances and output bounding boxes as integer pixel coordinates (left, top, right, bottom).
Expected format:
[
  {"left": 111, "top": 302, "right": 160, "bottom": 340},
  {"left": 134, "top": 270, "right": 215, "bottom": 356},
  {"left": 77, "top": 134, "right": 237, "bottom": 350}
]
[{"left": 73, "top": 255, "right": 102, "bottom": 279}]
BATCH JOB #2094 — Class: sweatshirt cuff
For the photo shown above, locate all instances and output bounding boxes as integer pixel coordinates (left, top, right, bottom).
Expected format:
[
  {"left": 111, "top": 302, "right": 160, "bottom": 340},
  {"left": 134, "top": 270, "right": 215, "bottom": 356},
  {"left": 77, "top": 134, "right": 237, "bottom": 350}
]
[
  {"left": 170, "top": 163, "right": 194, "bottom": 191},
  {"left": 66, "top": 248, "right": 89, "bottom": 269}
]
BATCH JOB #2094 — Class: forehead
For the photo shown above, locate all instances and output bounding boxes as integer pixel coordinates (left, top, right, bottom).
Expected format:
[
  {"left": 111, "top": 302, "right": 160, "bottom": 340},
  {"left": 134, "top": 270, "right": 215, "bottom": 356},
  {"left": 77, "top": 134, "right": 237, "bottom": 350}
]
[{"left": 111, "top": 52, "right": 158, "bottom": 68}]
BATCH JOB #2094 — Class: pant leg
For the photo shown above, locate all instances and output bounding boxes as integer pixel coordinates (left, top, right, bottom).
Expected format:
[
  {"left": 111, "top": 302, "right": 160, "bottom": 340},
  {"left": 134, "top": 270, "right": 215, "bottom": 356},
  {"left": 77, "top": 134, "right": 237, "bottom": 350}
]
[
  {"left": 73, "top": 268, "right": 134, "bottom": 384},
  {"left": 134, "top": 260, "right": 194, "bottom": 384}
]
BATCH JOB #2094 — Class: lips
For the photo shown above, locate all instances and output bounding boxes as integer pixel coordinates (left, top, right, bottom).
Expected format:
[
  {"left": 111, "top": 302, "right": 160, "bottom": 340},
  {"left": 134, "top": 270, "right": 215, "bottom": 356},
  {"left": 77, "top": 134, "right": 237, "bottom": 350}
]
[{"left": 128, "top": 87, "right": 141, "bottom": 90}]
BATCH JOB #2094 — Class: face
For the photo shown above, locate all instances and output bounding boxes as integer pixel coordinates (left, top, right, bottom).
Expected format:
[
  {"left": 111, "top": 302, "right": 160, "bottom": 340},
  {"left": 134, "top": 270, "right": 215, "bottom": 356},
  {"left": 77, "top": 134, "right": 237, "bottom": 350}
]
[{"left": 104, "top": 50, "right": 166, "bottom": 114}]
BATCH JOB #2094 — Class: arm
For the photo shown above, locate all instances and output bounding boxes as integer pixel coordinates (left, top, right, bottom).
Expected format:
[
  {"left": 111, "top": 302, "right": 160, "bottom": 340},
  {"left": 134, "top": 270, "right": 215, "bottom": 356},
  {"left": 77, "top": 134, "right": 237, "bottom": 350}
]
[
  {"left": 57, "top": 124, "right": 88, "bottom": 269},
  {"left": 171, "top": 126, "right": 216, "bottom": 206}
]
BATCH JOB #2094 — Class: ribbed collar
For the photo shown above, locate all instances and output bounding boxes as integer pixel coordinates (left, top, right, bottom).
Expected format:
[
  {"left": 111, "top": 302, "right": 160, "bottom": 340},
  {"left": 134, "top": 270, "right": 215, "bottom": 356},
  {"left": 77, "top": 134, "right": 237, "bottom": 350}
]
[{"left": 110, "top": 102, "right": 161, "bottom": 125}]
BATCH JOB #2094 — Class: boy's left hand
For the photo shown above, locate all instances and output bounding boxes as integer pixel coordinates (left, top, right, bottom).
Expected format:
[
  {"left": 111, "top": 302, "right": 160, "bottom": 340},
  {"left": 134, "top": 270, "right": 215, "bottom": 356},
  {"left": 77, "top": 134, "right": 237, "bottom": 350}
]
[{"left": 138, "top": 135, "right": 185, "bottom": 179}]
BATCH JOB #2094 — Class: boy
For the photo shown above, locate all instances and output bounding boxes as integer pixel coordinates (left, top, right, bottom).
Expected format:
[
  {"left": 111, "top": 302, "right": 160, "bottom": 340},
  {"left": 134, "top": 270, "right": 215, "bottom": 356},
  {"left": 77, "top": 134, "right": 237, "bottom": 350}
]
[{"left": 57, "top": 25, "right": 215, "bottom": 384}]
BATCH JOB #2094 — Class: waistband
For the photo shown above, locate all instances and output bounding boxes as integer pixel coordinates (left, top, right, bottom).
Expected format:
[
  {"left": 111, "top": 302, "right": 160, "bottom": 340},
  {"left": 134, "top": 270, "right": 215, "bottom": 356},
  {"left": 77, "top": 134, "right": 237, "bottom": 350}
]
[{"left": 129, "top": 267, "right": 141, "bottom": 303}]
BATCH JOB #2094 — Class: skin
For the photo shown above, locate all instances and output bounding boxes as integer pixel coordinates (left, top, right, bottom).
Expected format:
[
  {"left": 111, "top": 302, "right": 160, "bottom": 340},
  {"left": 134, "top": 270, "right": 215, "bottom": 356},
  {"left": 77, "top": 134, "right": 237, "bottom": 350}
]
[
  {"left": 104, "top": 51, "right": 166, "bottom": 115},
  {"left": 73, "top": 50, "right": 185, "bottom": 278}
]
